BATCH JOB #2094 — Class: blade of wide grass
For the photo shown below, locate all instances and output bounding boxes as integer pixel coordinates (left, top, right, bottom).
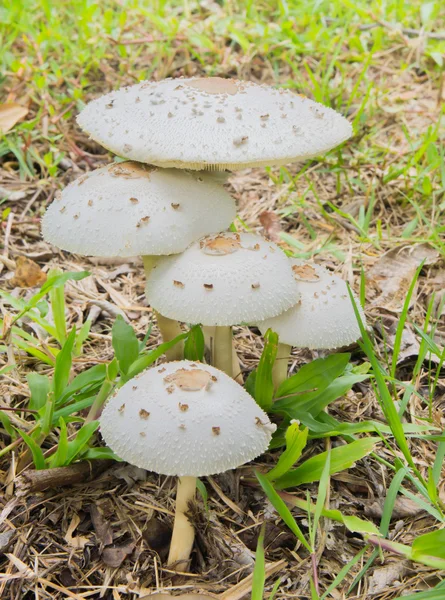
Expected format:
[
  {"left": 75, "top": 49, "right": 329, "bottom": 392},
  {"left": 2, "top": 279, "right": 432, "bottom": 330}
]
[
  {"left": 347, "top": 285, "right": 418, "bottom": 475},
  {"left": 256, "top": 472, "right": 311, "bottom": 552}
]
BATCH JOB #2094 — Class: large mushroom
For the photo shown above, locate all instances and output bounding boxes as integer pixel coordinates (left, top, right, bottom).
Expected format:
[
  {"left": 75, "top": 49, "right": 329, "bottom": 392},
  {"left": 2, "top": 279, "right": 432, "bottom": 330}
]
[
  {"left": 256, "top": 260, "right": 365, "bottom": 388},
  {"left": 42, "top": 161, "right": 236, "bottom": 359},
  {"left": 99, "top": 360, "right": 276, "bottom": 570},
  {"left": 145, "top": 232, "right": 299, "bottom": 376},
  {"left": 77, "top": 77, "right": 353, "bottom": 171}
]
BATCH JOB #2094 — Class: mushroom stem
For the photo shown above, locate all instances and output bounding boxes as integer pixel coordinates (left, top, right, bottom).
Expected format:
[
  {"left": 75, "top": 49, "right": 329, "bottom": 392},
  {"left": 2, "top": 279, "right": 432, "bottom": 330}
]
[
  {"left": 167, "top": 476, "right": 197, "bottom": 570},
  {"left": 213, "top": 326, "right": 234, "bottom": 378},
  {"left": 155, "top": 311, "right": 184, "bottom": 361},
  {"left": 142, "top": 254, "right": 157, "bottom": 278},
  {"left": 203, "top": 326, "right": 242, "bottom": 383},
  {"left": 272, "top": 342, "right": 292, "bottom": 392},
  {"left": 202, "top": 325, "right": 216, "bottom": 363},
  {"left": 143, "top": 255, "right": 184, "bottom": 361}
]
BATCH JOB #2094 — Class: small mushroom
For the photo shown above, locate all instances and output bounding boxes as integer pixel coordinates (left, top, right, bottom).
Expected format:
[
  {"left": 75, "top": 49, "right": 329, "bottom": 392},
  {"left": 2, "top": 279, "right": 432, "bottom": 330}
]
[
  {"left": 99, "top": 360, "right": 276, "bottom": 572},
  {"left": 256, "top": 259, "right": 366, "bottom": 389},
  {"left": 145, "top": 232, "right": 298, "bottom": 377}
]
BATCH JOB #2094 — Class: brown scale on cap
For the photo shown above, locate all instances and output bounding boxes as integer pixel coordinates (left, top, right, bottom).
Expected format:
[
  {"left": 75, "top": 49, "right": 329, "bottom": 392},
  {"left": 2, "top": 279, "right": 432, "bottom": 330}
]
[
  {"left": 173, "top": 280, "right": 184, "bottom": 288},
  {"left": 201, "top": 234, "right": 241, "bottom": 256},
  {"left": 88, "top": 200, "right": 93, "bottom": 207},
  {"left": 132, "top": 385, "right": 138, "bottom": 391},
  {"left": 118, "top": 403, "right": 125, "bottom": 413},
  {"left": 139, "top": 409, "right": 150, "bottom": 419},
  {"left": 171, "top": 203, "right": 180, "bottom": 209},
  {"left": 164, "top": 368, "right": 212, "bottom": 392},
  {"left": 136, "top": 216, "right": 150, "bottom": 227},
  {"left": 158, "top": 367, "right": 166, "bottom": 373},
  {"left": 179, "top": 403, "right": 189, "bottom": 412},
  {"left": 251, "top": 282, "right": 260, "bottom": 289},
  {"left": 233, "top": 135, "right": 249, "bottom": 147},
  {"left": 129, "top": 197, "right": 139, "bottom": 204},
  {"left": 292, "top": 264, "right": 320, "bottom": 282},
  {"left": 187, "top": 77, "right": 238, "bottom": 96},
  {"left": 108, "top": 162, "right": 154, "bottom": 180},
  {"left": 203, "top": 283, "right": 213, "bottom": 290},
  {"left": 212, "top": 426, "right": 221, "bottom": 435}
]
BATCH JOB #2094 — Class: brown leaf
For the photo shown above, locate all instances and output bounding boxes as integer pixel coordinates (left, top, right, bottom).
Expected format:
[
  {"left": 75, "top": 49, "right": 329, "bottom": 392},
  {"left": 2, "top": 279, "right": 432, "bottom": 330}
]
[
  {"left": 143, "top": 517, "right": 171, "bottom": 559},
  {"left": 101, "top": 540, "right": 135, "bottom": 567},
  {"left": 64, "top": 514, "right": 90, "bottom": 549},
  {"left": 259, "top": 211, "right": 282, "bottom": 242},
  {"left": 386, "top": 324, "right": 420, "bottom": 364},
  {"left": 368, "top": 561, "right": 409, "bottom": 594},
  {"left": 364, "top": 496, "right": 424, "bottom": 520},
  {"left": 0, "top": 530, "right": 15, "bottom": 554},
  {"left": 368, "top": 243, "right": 439, "bottom": 312},
  {"left": 10, "top": 256, "right": 47, "bottom": 288},
  {"left": 90, "top": 504, "right": 113, "bottom": 547},
  {"left": 0, "top": 103, "right": 28, "bottom": 133}
]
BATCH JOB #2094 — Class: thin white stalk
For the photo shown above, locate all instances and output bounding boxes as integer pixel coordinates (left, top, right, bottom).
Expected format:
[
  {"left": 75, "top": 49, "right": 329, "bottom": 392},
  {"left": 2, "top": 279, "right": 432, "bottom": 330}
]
[
  {"left": 167, "top": 476, "right": 196, "bottom": 571},
  {"left": 272, "top": 342, "right": 292, "bottom": 392},
  {"left": 143, "top": 255, "right": 183, "bottom": 361},
  {"left": 203, "top": 325, "right": 216, "bottom": 363},
  {"left": 214, "top": 326, "right": 234, "bottom": 377},
  {"left": 204, "top": 325, "right": 242, "bottom": 381}
]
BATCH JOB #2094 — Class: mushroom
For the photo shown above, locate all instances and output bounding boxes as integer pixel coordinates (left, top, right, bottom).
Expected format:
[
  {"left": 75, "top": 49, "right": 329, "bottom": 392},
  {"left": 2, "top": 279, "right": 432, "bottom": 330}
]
[
  {"left": 77, "top": 77, "right": 353, "bottom": 171},
  {"left": 99, "top": 360, "right": 276, "bottom": 570},
  {"left": 144, "top": 232, "right": 299, "bottom": 376},
  {"left": 256, "top": 260, "right": 366, "bottom": 388},
  {"left": 42, "top": 162, "right": 236, "bottom": 359}
]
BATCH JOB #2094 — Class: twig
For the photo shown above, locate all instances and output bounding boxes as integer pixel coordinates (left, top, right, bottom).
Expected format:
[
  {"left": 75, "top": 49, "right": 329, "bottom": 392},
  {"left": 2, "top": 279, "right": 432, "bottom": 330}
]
[
  {"left": 0, "top": 406, "right": 38, "bottom": 414},
  {"left": 14, "top": 460, "right": 114, "bottom": 496}
]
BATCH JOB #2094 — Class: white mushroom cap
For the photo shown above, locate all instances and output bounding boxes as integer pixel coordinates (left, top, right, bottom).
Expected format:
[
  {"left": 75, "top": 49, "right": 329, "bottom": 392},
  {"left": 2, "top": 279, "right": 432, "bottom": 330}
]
[
  {"left": 256, "top": 260, "right": 365, "bottom": 349},
  {"left": 77, "top": 77, "right": 353, "bottom": 171},
  {"left": 99, "top": 360, "right": 276, "bottom": 477},
  {"left": 145, "top": 232, "right": 299, "bottom": 326},
  {"left": 41, "top": 162, "right": 236, "bottom": 257}
]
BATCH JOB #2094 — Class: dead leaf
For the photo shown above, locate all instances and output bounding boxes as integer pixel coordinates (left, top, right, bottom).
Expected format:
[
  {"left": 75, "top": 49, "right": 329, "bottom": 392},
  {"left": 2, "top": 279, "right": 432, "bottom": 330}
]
[
  {"left": 101, "top": 540, "right": 135, "bottom": 567},
  {"left": 387, "top": 324, "right": 420, "bottom": 364},
  {"left": 368, "top": 561, "right": 409, "bottom": 594},
  {"left": 10, "top": 256, "right": 47, "bottom": 288},
  {"left": 259, "top": 211, "right": 282, "bottom": 242},
  {"left": 0, "top": 103, "right": 28, "bottom": 133},
  {"left": 0, "top": 185, "right": 27, "bottom": 201},
  {"left": 64, "top": 514, "right": 90, "bottom": 549},
  {"left": 112, "top": 463, "right": 147, "bottom": 485},
  {"left": 143, "top": 517, "right": 171, "bottom": 559},
  {"left": 0, "top": 530, "right": 14, "bottom": 554},
  {"left": 368, "top": 244, "right": 439, "bottom": 311},
  {"left": 90, "top": 504, "right": 113, "bottom": 546},
  {"left": 365, "top": 496, "right": 424, "bottom": 520}
]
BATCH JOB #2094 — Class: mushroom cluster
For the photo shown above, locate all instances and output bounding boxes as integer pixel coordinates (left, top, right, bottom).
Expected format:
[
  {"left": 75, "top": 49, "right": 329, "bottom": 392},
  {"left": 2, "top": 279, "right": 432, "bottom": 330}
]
[{"left": 41, "top": 76, "right": 365, "bottom": 571}]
